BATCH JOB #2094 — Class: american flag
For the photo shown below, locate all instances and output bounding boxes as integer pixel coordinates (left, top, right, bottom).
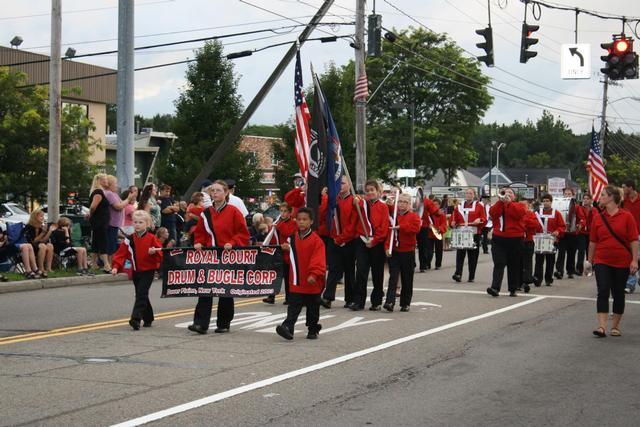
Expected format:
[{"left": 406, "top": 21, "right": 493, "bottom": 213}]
[
  {"left": 294, "top": 51, "right": 311, "bottom": 180},
  {"left": 587, "top": 126, "right": 608, "bottom": 202},
  {"left": 354, "top": 71, "right": 369, "bottom": 101}
]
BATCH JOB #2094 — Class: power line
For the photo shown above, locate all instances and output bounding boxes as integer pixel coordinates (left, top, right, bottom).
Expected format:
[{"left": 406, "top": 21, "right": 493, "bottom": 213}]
[
  {"left": 526, "top": 1, "right": 640, "bottom": 23},
  {"left": 0, "top": 0, "right": 175, "bottom": 21}
]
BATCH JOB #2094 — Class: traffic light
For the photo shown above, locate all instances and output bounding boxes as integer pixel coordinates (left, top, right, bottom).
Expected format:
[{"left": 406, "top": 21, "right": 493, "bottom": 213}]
[
  {"left": 601, "top": 37, "right": 638, "bottom": 80},
  {"left": 476, "top": 26, "right": 494, "bottom": 67},
  {"left": 367, "top": 14, "right": 382, "bottom": 56},
  {"left": 519, "top": 23, "right": 539, "bottom": 63}
]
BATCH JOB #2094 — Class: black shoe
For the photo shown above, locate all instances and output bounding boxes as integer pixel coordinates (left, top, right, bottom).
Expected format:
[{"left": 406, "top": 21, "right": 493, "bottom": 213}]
[
  {"left": 306, "top": 331, "right": 318, "bottom": 340},
  {"left": 419, "top": 269, "right": 426, "bottom": 273},
  {"left": 467, "top": 279, "right": 474, "bottom": 283},
  {"left": 435, "top": 267, "right": 441, "bottom": 270},
  {"left": 129, "top": 319, "right": 140, "bottom": 331},
  {"left": 320, "top": 298, "right": 332, "bottom": 309},
  {"left": 533, "top": 276, "right": 542, "bottom": 287},
  {"left": 383, "top": 302, "right": 394, "bottom": 312},
  {"left": 509, "top": 291, "right": 517, "bottom": 297},
  {"left": 523, "top": 285, "right": 531, "bottom": 293},
  {"left": 350, "top": 304, "right": 364, "bottom": 311},
  {"left": 554, "top": 271, "right": 562, "bottom": 280},
  {"left": 452, "top": 274, "right": 462, "bottom": 283},
  {"left": 142, "top": 320, "right": 153, "bottom": 328},
  {"left": 400, "top": 306, "right": 410, "bottom": 312},
  {"left": 517, "top": 287, "right": 523, "bottom": 292},
  {"left": 214, "top": 327, "right": 230, "bottom": 333},
  {"left": 344, "top": 302, "right": 354, "bottom": 309},
  {"left": 486, "top": 287, "right": 499, "bottom": 297},
  {"left": 283, "top": 300, "right": 289, "bottom": 305},
  {"left": 568, "top": 274, "right": 574, "bottom": 279},
  {"left": 276, "top": 325, "right": 293, "bottom": 340},
  {"left": 188, "top": 324, "right": 207, "bottom": 335},
  {"left": 369, "top": 305, "right": 381, "bottom": 311},
  {"left": 262, "top": 295, "right": 275, "bottom": 304},
  {"left": 545, "top": 281, "right": 552, "bottom": 287}
]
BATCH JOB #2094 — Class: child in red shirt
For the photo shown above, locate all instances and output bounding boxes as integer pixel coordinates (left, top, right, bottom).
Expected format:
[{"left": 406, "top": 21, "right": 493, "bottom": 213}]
[
  {"left": 276, "top": 207, "right": 326, "bottom": 340},
  {"left": 112, "top": 210, "right": 163, "bottom": 330}
]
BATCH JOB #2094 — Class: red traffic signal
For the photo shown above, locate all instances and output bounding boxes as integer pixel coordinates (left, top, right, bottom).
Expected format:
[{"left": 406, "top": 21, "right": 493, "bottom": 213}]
[
  {"left": 613, "top": 39, "right": 630, "bottom": 54},
  {"left": 601, "top": 36, "right": 638, "bottom": 80}
]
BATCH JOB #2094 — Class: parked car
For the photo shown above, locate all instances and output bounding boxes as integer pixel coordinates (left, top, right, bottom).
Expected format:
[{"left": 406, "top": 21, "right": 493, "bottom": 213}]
[
  {"left": 0, "top": 202, "right": 31, "bottom": 225},
  {"left": 40, "top": 204, "right": 91, "bottom": 237}
]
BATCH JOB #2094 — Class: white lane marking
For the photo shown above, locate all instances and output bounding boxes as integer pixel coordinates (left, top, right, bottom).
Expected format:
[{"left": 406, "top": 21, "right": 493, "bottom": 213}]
[
  {"left": 412, "top": 288, "right": 640, "bottom": 304},
  {"left": 412, "top": 302, "right": 442, "bottom": 308},
  {"left": 110, "top": 297, "right": 545, "bottom": 427}
]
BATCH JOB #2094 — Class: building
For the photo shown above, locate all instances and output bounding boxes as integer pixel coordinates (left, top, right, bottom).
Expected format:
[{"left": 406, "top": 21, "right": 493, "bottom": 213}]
[
  {"left": 467, "top": 167, "right": 578, "bottom": 198},
  {"left": 238, "top": 135, "right": 283, "bottom": 198},
  {"left": 0, "top": 45, "right": 115, "bottom": 165}
]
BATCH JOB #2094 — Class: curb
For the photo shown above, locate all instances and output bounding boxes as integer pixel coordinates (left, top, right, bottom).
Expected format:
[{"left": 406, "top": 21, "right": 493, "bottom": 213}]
[{"left": 0, "top": 273, "right": 130, "bottom": 294}]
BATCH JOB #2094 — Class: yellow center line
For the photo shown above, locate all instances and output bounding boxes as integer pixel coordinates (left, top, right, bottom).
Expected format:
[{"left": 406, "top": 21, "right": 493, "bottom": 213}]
[{"left": 0, "top": 296, "right": 283, "bottom": 346}]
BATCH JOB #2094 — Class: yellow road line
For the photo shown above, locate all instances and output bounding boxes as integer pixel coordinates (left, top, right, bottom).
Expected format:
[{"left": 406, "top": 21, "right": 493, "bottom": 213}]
[{"left": 0, "top": 296, "right": 283, "bottom": 346}]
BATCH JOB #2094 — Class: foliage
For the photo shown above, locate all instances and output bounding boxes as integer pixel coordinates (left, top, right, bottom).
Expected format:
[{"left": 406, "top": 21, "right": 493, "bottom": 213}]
[
  {"left": 0, "top": 68, "right": 99, "bottom": 204},
  {"left": 605, "top": 154, "right": 640, "bottom": 186},
  {"left": 154, "top": 41, "right": 261, "bottom": 198}
]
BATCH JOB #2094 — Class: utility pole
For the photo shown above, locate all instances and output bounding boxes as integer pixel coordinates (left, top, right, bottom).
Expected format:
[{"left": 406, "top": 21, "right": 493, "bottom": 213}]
[
  {"left": 47, "top": 0, "right": 62, "bottom": 223},
  {"left": 354, "top": 0, "right": 367, "bottom": 192},
  {"left": 183, "top": 0, "right": 335, "bottom": 199},
  {"left": 116, "top": 0, "right": 135, "bottom": 189},
  {"left": 599, "top": 75, "right": 609, "bottom": 155}
]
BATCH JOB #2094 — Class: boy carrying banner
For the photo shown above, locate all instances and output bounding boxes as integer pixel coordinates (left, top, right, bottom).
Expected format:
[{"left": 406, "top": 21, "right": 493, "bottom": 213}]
[{"left": 276, "top": 207, "right": 326, "bottom": 340}]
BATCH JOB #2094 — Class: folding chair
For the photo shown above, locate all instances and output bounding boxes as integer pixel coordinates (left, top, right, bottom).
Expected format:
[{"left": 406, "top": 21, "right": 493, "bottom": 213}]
[{"left": 5, "top": 223, "right": 26, "bottom": 274}]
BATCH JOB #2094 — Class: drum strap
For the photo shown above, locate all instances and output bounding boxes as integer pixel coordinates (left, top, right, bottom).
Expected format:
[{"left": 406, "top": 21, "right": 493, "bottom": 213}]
[
  {"left": 598, "top": 210, "right": 632, "bottom": 254},
  {"left": 459, "top": 201, "right": 477, "bottom": 225},
  {"left": 536, "top": 209, "right": 556, "bottom": 234}
]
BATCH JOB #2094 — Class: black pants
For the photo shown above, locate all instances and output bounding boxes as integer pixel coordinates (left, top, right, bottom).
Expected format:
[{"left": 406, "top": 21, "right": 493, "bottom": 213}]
[
  {"left": 193, "top": 296, "right": 234, "bottom": 330},
  {"left": 281, "top": 293, "right": 322, "bottom": 335},
  {"left": 426, "top": 237, "right": 443, "bottom": 269},
  {"left": 481, "top": 227, "right": 491, "bottom": 253},
  {"left": 575, "top": 234, "right": 589, "bottom": 275},
  {"left": 521, "top": 241, "right": 534, "bottom": 285},
  {"left": 385, "top": 251, "right": 415, "bottom": 307},
  {"left": 534, "top": 252, "right": 556, "bottom": 284},
  {"left": 131, "top": 270, "right": 155, "bottom": 322},
  {"left": 490, "top": 236, "right": 523, "bottom": 292},
  {"left": 323, "top": 239, "right": 356, "bottom": 303},
  {"left": 556, "top": 233, "right": 579, "bottom": 276},
  {"left": 417, "top": 228, "right": 428, "bottom": 270},
  {"left": 354, "top": 240, "right": 386, "bottom": 307},
  {"left": 595, "top": 264, "right": 629, "bottom": 314},
  {"left": 454, "top": 235, "right": 481, "bottom": 280}
]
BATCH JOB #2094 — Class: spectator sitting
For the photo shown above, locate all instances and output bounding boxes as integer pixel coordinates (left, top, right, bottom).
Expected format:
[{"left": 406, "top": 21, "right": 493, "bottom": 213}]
[
  {"left": 1, "top": 225, "right": 40, "bottom": 279},
  {"left": 25, "top": 209, "right": 56, "bottom": 278},
  {"left": 156, "top": 227, "right": 174, "bottom": 249},
  {"left": 50, "top": 217, "right": 92, "bottom": 276},
  {"left": 249, "top": 213, "right": 265, "bottom": 240}
]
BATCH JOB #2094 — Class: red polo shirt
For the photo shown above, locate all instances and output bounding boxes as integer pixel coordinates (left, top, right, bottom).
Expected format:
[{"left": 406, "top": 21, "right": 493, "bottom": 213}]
[
  {"left": 622, "top": 195, "right": 640, "bottom": 235},
  {"left": 590, "top": 208, "right": 638, "bottom": 268}
]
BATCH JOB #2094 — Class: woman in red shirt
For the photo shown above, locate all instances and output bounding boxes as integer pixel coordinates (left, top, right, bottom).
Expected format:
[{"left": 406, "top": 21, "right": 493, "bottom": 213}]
[{"left": 588, "top": 185, "right": 639, "bottom": 338}]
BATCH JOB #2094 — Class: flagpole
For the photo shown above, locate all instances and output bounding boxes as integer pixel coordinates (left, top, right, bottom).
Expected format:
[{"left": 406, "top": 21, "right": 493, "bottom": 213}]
[
  {"left": 354, "top": 0, "right": 367, "bottom": 192},
  {"left": 341, "top": 157, "right": 370, "bottom": 243}
]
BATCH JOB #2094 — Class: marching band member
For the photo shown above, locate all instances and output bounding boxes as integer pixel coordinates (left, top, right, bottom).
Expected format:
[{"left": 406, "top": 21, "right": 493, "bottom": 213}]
[
  {"left": 533, "top": 194, "right": 566, "bottom": 287},
  {"left": 418, "top": 195, "right": 443, "bottom": 272},
  {"left": 425, "top": 198, "right": 447, "bottom": 270},
  {"left": 487, "top": 188, "right": 526, "bottom": 297},
  {"left": 321, "top": 176, "right": 358, "bottom": 309},
  {"left": 481, "top": 195, "right": 493, "bottom": 254},
  {"left": 383, "top": 193, "right": 421, "bottom": 312},
  {"left": 521, "top": 199, "right": 539, "bottom": 292},
  {"left": 576, "top": 193, "right": 595, "bottom": 276},
  {"left": 353, "top": 180, "right": 390, "bottom": 311},
  {"left": 621, "top": 181, "right": 640, "bottom": 293},
  {"left": 262, "top": 203, "right": 297, "bottom": 305},
  {"left": 554, "top": 187, "right": 585, "bottom": 280},
  {"left": 188, "top": 180, "right": 250, "bottom": 335},
  {"left": 450, "top": 188, "right": 486, "bottom": 283}
]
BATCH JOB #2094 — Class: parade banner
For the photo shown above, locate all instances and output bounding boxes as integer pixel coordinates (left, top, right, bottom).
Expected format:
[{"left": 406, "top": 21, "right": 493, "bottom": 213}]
[{"left": 161, "top": 247, "right": 284, "bottom": 298}]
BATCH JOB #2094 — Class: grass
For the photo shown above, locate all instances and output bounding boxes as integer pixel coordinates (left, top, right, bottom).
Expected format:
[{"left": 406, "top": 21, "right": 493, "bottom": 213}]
[{"left": 0, "top": 268, "right": 110, "bottom": 282}]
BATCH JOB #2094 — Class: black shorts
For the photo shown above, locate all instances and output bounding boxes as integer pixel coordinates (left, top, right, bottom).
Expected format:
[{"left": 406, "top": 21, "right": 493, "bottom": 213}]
[{"left": 91, "top": 226, "right": 108, "bottom": 255}]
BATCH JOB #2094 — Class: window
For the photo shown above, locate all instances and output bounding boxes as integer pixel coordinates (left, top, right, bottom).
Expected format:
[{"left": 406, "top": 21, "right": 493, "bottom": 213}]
[{"left": 270, "top": 153, "right": 278, "bottom": 167}]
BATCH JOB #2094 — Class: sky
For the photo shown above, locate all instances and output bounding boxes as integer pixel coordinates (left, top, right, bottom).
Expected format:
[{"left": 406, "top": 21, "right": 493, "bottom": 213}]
[{"left": 2, "top": 0, "right": 640, "bottom": 137}]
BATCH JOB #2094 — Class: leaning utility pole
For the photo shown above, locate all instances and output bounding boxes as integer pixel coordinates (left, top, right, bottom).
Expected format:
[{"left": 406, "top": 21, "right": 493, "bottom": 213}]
[
  {"left": 599, "top": 75, "right": 609, "bottom": 155},
  {"left": 47, "top": 0, "right": 62, "bottom": 222},
  {"left": 116, "top": 0, "right": 135, "bottom": 189},
  {"left": 183, "top": 0, "right": 335, "bottom": 199},
  {"left": 354, "top": 0, "right": 367, "bottom": 192}
]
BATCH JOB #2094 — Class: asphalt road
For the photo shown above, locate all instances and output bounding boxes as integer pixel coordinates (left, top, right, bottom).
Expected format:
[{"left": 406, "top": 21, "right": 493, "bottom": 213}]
[{"left": 1, "top": 250, "right": 639, "bottom": 427}]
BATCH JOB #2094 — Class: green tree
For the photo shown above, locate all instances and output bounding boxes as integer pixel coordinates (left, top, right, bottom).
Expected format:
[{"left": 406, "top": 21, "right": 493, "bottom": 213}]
[
  {"left": 155, "top": 41, "right": 261, "bottom": 198},
  {"left": 605, "top": 154, "right": 640, "bottom": 186},
  {"left": 0, "top": 68, "right": 99, "bottom": 204}
]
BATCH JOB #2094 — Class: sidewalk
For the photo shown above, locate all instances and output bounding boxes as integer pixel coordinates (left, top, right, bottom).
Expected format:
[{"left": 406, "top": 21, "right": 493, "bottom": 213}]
[{"left": 0, "top": 273, "right": 130, "bottom": 294}]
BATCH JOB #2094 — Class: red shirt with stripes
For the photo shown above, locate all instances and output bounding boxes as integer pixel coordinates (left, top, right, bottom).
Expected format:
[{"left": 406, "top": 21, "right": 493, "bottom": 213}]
[{"left": 286, "top": 229, "right": 326, "bottom": 294}]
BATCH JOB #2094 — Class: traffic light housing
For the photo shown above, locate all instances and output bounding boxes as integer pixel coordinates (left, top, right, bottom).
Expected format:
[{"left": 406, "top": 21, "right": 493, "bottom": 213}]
[
  {"left": 519, "top": 23, "right": 539, "bottom": 63},
  {"left": 601, "top": 37, "right": 638, "bottom": 80},
  {"left": 476, "top": 26, "right": 494, "bottom": 67},
  {"left": 367, "top": 14, "right": 382, "bottom": 56}
]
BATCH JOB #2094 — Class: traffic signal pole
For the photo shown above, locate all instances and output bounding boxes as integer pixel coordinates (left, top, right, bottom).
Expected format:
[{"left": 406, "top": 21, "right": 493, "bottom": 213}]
[
  {"left": 354, "top": 0, "right": 366, "bottom": 192},
  {"left": 599, "top": 76, "right": 609, "bottom": 156}
]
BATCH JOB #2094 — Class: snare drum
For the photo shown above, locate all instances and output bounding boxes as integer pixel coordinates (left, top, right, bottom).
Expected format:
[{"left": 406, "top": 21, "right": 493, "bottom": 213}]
[
  {"left": 451, "top": 227, "right": 476, "bottom": 249},
  {"left": 533, "top": 233, "right": 556, "bottom": 254}
]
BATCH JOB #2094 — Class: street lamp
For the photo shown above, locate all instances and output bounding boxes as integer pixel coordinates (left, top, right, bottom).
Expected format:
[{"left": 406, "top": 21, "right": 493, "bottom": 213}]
[
  {"left": 391, "top": 102, "right": 415, "bottom": 185},
  {"left": 10, "top": 36, "right": 23, "bottom": 48}
]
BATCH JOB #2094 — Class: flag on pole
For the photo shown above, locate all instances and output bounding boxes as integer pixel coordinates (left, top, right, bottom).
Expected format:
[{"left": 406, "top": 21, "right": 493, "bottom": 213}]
[
  {"left": 294, "top": 50, "right": 311, "bottom": 180},
  {"left": 354, "top": 71, "right": 369, "bottom": 102},
  {"left": 306, "top": 66, "right": 328, "bottom": 229},
  {"left": 323, "top": 84, "right": 344, "bottom": 232},
  {"left": 587, "top": 126, "right": 608, "bottom": 202}
]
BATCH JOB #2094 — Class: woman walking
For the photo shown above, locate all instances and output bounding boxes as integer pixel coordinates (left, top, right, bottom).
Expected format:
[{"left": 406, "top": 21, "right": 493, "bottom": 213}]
[{"left": 588, "top": 185, "right": 639, "bottom": 337}]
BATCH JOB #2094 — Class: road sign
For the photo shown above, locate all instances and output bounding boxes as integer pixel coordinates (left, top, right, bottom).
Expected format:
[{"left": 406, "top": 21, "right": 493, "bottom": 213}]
[
  {"left": 561, "top": 43, "right": 591, "bottom": 79},
  {"left": 548, "top": 177, "right": 566, "bottom": 197},
  {"left": 397, "top": 168, "right": 416, "bottom": 178}
]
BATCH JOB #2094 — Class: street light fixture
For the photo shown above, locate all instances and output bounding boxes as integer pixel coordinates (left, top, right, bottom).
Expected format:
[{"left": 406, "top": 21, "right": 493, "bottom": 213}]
[
  {"left": 489, "top": 141, "right": 505, "bottom": 196},
  {"left": 10, "top": 36, "right": 23, "bottom": 48},
  {"left": 391, "top": 102, "right": 415, "bottom": 185}
]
